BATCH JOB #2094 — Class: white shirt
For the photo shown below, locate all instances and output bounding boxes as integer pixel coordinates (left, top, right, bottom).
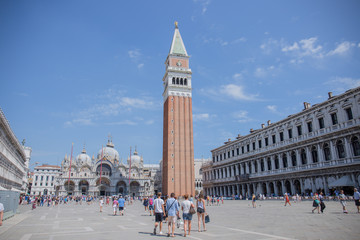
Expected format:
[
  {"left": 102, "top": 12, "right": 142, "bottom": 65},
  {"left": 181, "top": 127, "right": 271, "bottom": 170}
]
[
  {"left": 181, "top": 200, "right": 191, "bottom": 214},
  {"left": 0, "top": 203, "right": 4, "bottom": 212},
  {"left": 154, "top": 198, "right": 164, "bottom": 213}
]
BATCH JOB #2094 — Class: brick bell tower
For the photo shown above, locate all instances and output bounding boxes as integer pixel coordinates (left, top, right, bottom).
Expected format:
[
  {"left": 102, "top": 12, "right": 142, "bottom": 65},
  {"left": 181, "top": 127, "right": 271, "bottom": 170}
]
[{"left": 162, "top": 22, "right": 195, "bottom": 197}]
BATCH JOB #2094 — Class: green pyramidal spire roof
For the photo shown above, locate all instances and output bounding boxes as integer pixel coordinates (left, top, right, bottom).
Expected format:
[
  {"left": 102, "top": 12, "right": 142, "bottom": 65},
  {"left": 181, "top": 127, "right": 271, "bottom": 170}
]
[{"left": 169, "top": 22, "right": 188, "bottom": 56}]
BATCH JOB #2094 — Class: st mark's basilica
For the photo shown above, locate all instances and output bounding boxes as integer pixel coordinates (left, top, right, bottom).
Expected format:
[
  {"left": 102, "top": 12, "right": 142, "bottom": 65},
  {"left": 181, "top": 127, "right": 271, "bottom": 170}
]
[{"left": 55, "top": 138, "right": 160, "bottom": 197}]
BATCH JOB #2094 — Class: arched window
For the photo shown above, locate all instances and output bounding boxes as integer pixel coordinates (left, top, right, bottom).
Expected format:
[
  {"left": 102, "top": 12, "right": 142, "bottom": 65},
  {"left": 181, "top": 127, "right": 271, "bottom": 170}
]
[
  {"left": 323, "top": 143, "right": 331, "bottom": 161},
  {"left": 176, "top": 78, "right": 179, "bottom": 84},
  {"left": 291, "top": 151, "right": 297, "bottom": 166},
  {"left": 180, "top": 78, "right": 183, "bottom": 85},
  {"left": 300, "top": 149, "right": 307, "bottom": 165},
  {"left": 267, "top": 158, "right": 272, "bottom": 170},
  {"left": 172, "top": 77, "right": 175, "bottom": 84},
  {"left": 184, "top": 78, "right": 187, "bottom": 85},
  {"left": 336, "top": 140, "right": 346, "bottom": 159},
  {"left": 282, "top": 154, "right": 288, "bottom": 168},
  {"left": 311, "top": 146, "right": 318, "bottom": 163},
  {"left": 261, "top": 160, "right": 264, "bottom": 171},
  {"left": 351, "top": 136, "right": 360, "bottom": 156},
  {"left": 275, "top": 156, "right": 279, "bottom": 169}
]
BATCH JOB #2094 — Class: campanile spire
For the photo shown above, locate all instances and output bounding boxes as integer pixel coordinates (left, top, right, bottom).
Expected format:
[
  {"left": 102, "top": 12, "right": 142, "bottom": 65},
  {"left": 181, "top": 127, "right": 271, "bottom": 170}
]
[{"left": 162, "top": 22, "right": 195, "bottom": 197}]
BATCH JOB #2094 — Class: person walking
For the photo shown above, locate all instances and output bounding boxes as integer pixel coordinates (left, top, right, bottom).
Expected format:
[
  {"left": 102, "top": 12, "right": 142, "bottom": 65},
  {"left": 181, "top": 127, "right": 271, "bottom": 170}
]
[
  {"left": 196, "top": 194, "right": 206, "bottom": 232},
  {"left": 118, "top": 195, "right": 126, "bottom": 216},
  {"left": 354, "top": 188, "right": 360, "bottom": 213},
  {"left": 99, "top": 197, "right": 104, "bottom": 212},
  {"left": 149, "top": 196, "right": 154, "bottom": 216},
  {"left": 181, "top": 194, "right": 195, "bottom": 237},
  {"left": 339, "top": 190, "right": 348, "bottom": 214},
  {"left": 112, "top": 197, "right": 118, "bottom": 216},
  {"left": 143, "top": 197, "right": 149, "bottom": 212},
  {"left": 284, "top": 193, "right": 291, "bottom": 206},
  {"left": 0, "top": 201, "right": 4, "bottom": 226},
  {"left": 153, "top": 192, "right": 165, "bottom": 235},
  {"left": 166, "top": 193, "right": 179, "bottom": 237},
  {"left": 252, "top": 194, "right": 256, "bottom": 208},
  {"left": 312, "top": 194, "right": 320, "bottom": 214},
  {"left": 319, "top": 192, "right": 326, "bottom": 213}
]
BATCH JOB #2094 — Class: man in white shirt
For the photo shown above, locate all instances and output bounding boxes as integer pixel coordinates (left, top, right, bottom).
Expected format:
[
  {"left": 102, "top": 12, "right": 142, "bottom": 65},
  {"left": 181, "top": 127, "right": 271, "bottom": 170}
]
[
  {"left": 153, "top": 192, "right": 165, "bottom": 235},
  {"left": 0, "top": 202, "right": 4, "bottom": 226}
]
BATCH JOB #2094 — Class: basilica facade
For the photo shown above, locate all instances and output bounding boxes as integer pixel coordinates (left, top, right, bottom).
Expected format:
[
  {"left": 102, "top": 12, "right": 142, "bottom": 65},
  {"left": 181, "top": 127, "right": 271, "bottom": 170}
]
[
  {"left": 56, "top": 140, "right": 159, "bottom": 197},
  {"left": 202, "top": 87, "right": 360, "bottom": 197}
]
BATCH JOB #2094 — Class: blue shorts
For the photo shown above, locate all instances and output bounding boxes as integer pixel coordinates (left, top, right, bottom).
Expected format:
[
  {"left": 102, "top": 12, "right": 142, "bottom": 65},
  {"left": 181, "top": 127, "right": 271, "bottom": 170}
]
[
  {"left": 183, "top": 213, "right": 193, "bottom": 221},
  {"left": 149, "top": 205, "right": 154, "bottom": 210}
]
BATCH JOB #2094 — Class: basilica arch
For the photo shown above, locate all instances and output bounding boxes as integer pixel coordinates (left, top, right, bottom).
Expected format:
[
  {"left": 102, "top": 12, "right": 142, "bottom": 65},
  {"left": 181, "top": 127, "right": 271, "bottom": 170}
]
[
  {"left": 116, "top": 181, "right": 127, "bottom": 195},
  {"left": 130, "top": 181, "right": 140, "bottom": 197},
  {"left": 64, "top": 180, "right": 75, "bottom": 195},
  {"left": 79, "top": 180, "right": 90, "bottom": 195},
  {"left": 96, "top": 177, "right": 110, "bottom": 196}
]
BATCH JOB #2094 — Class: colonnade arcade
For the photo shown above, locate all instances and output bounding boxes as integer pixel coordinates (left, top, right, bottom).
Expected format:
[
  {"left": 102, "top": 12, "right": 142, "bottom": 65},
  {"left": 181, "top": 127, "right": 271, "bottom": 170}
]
[{"left": 204, "top": 171, "right": 360, "bottom": 198}]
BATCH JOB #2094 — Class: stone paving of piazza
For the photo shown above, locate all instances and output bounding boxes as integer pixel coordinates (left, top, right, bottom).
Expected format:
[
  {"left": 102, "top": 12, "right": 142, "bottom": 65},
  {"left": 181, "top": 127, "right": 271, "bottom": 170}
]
[{"left": 0, "top": 199, "right": 359, "bottom": 240}]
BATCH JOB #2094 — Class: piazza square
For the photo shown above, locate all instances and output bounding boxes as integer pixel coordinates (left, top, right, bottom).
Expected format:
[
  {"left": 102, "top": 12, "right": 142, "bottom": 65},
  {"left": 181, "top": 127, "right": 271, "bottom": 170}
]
[{"left": 1, "top": 198, "right": 360, "bottom": 240}]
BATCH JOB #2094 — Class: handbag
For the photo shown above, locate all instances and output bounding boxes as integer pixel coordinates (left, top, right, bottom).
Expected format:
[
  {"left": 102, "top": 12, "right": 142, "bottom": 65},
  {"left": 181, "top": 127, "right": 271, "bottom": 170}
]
[
  {"left": 205, "top": 214, "right": 210, "bottom": 223},
  {"left": 189, "top": 206, "right": 196, "bottom": 215}
]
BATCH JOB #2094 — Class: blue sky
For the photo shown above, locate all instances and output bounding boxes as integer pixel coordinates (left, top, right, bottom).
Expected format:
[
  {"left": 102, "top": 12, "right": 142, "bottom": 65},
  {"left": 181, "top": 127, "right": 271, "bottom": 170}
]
[{"left": 1, "top": 1, "right": 360, "bottom": 167}]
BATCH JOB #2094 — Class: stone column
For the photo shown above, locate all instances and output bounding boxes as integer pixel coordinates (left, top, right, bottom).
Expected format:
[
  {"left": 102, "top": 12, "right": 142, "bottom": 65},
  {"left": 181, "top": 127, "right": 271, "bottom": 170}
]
[
  {"left": 227, "top": 167, "right": 230, "bottom": 178},
  {"left": 241, "top": 184, "right": 245, "bottom": 197},
  {"left": 290, "top": 180, "right": 295, "bottom": 195},
  {"left": 265, "top": 182, "right": 270, "bottom": 197},
  {"left": 322, "top": 176, "right": 329, "bottom": 195},
  {"left": 273, "top": 182, "right": 279, "bottom": 196},
  {"left": 281, "top": 180, "right": 286, "bottom": 195},
  {"left": 240, "top": 163, "right": 244, "bottom": 175},
  {"left": 310, "top": 177, "right": 316, "bottom": 193},
  {"left": 271, "top": 156, "right": 275, "bottom": 170},
  {"left": 245, "top": 163, "right": 249, "bottom": 174},
  {"left": 317, "top": 143, "right": 324, "bottom": 163},
  {"left": 329, "top": 140, "right": 337, "bottom": 161},
  {"left": 344, "top": 137, "right": 352, "bottom": 159},
  {"left": 236, "top": 184, "right": 240, "bottom": 196},
  {"left": 231, "top": 165, "right": 234, "bottom": 177},
  {"left": 286, "top": 152, "right": 291, "bottom": 168},
  {"left": 251, "top": 161, "right": 255, "bottom": 173},
  {"left": 235, "top": 164, "right": 239, "bottom": 175},
  {"left": 279, "top": 154, "right": 284, "bottom": 169},
  {"left": 306, "top": 146, "right": 311, "bottom": 164}
]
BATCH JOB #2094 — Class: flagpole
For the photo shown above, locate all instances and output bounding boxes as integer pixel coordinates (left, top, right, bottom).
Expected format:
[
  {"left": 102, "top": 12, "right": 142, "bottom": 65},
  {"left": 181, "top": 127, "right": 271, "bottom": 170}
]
[
  {"left": 67, "top": 143, "right": 74, "bottom": 195},
  {"left": 99, "top": 145, "right": 104, "bottom": 192},
  {"left": 128, "top": 146, "right": 132, "bottom": 195}
]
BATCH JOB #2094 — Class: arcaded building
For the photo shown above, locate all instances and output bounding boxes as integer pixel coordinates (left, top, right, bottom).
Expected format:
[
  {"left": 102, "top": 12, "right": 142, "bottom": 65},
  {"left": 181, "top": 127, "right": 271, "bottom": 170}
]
[
  {"left": 202, "top": 87, "right": 360, "bottom": 197},
  {"left": 162, "top": 22, "right": 195, "bottom": 196}
]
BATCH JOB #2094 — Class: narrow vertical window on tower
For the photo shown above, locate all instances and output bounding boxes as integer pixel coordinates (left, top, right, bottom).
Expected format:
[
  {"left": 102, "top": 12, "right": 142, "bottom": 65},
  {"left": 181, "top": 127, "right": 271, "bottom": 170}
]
[{"left": 162, "top": 22, "right": 194, "bottom": 196}]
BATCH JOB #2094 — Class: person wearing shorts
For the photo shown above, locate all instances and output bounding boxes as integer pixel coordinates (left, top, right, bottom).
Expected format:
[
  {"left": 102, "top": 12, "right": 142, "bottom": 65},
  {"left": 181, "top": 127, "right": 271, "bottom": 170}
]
[
  {"left": 181, "top": 194, "right": 195, "bottom": 237},
  {"left": 118, "top": 196, "right": 125, "bottom": 216},
  {"left": 166, "top": 193, "right": 179, "bottom": 237},
  {"left": 339, "top": 190, "right": 348, "bottom": 214},
  {"left": 153, "top": 192, "right": 165, "bottom": 235}
]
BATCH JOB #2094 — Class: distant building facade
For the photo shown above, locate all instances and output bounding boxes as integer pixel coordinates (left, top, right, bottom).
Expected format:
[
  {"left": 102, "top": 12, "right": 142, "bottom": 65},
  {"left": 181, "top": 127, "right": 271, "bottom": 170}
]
[
  {"left": 202, "top": 87, "right": 360, "bottom": 197},
  {"left": 56, "top": 140, "right": 160, "bottom": 197},
  {"left": 31, "top": 164, "right": 61, "bottom": 195},
  {"left": 0, "top": 108, "right": 31, "bottom": 192},
  {"left": 195, "top": 158, "right": 211, "bottom": 195}
]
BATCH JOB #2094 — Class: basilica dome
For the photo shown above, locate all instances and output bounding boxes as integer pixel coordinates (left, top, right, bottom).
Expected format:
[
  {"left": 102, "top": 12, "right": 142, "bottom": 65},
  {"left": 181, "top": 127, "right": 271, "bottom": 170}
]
[
  {"left": 130, "top": 149, "right": 142, "bottom": 165},
  {"left": 97, "top": 140, "right": 119, "bottom": 164},
  {"left": 76, "top": 147, "right": 92, "bottom": 166}
]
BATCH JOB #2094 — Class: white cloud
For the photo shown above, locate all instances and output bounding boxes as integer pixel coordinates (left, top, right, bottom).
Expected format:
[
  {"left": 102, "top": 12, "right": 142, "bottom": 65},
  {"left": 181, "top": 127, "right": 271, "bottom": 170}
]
[
  {"left": 327, "top": 41, "right": 355, "bottom": 56},
  {"left": 281, "top": 42, "right": 299, "bottom": 52},
  {"left": 128, "top": 49, "right": 141, "bottom": 60},
  {"left": 358, "top": 43, "right": 360, "bottom": 48},
  {"left": 267, "top": 105, "right": 277, "bottom": 112},
  {"left": 254, "top": 66, "right": 275, "bottom": 78},
  {"left": 326, "top": 77, "right": 360, "bottom": 92},
  {"left": 232, "top": 73, "right": 243, "bottom": 81},
  {"left": 232, "top": 110, "right": 252, "bottom": 123},
  {"left": 220, "top": 84, "right": 258, "bottom": 101},
  {"left": 193, "top": 0, "right": 211, "bottom": 15},
  {"left": 193, "top": 113, "right": 210, "bottom": 122},
  {"left": 106, "top": 120, "right": 137, "bottom": 126},
  {"left": 232, "top": 37, "right": 246, "bottom": 44},
  {"left": 260, "top": 38, "right": 279, "bottom": 54},
  {"left": 137, "top": 63, "right": 144, "bottom": 69},
  {"left": 299, "top": 37, "right": 323, "bottom": 57}
]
